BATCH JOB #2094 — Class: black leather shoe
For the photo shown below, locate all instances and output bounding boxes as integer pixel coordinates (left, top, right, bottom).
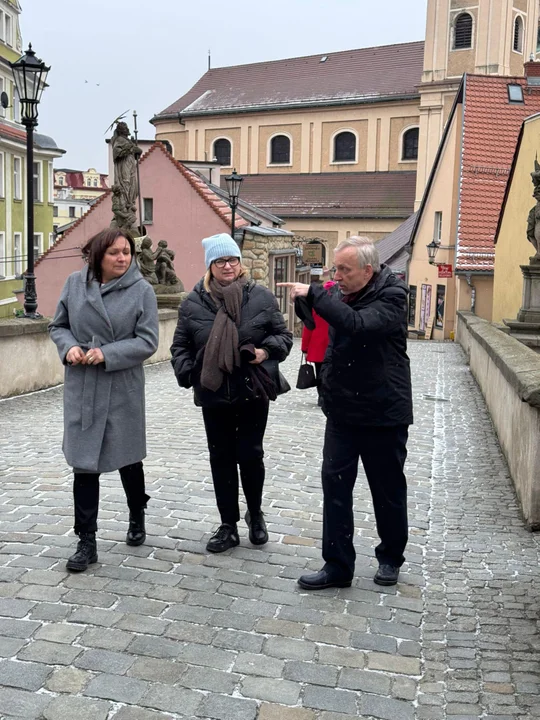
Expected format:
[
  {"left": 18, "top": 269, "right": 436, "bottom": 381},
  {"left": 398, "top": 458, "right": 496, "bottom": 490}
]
[
  {"left": 66, "top": 532, "right": 98, "bottom": 572},
  {"left": 126, "top": 509, "right": 146, "bottom": 546},
  {"left": 245, "top": 511, "right": 268, "bottom": 545},
  {"left": 206, "top": 524, "right": 240, "bottom": 553},
  {"left": 297, "top": 569, "right": 352, "bottom": 590},
  {"left": 374, "top": 563, "right": 400, "bottom": 586}
]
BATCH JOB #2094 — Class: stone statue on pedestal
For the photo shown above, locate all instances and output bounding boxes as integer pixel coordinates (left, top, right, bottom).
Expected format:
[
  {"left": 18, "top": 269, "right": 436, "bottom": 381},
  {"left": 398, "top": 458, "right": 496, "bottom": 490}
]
[
  {"left": 110, "top": 121, "right": 141, "bottom": 235},
  {"left": 137, "top": 237, "right": 159, "bottom": 285},
  {"left": 136, "top": 237, "right": 185, "bottom": 303},
  {"left": 526, "top": 159, "right": 540, "bottom": 261},
  {"left": 155, "top": 240, "right": 182, "bottom": 287},
  {"left": 504, "top": 158, "right": 540, "bottom": 349}
]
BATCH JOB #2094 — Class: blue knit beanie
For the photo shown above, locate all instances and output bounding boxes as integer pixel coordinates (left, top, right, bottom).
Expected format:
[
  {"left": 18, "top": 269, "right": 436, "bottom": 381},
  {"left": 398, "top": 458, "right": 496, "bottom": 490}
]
[{"left": 202, "top": 233, "right": 242, "bottom": 269}]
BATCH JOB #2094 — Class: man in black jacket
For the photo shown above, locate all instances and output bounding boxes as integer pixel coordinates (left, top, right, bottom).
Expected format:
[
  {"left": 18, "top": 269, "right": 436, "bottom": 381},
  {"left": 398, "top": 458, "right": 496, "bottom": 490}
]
[{"left": 278, "top": 237, "right": 413, "bottom": 589}]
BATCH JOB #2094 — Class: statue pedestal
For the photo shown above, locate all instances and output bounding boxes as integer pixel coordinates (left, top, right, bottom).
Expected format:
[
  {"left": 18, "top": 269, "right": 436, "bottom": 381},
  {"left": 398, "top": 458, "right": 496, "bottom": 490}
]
[
  {"left": 156, "top": 291, "right": 188, "bottom": 309},
  {"left": 517, "top": 258, "right": 540, "bottom": 323},
  {"left": 503, "top": 257, "right": 540, "bottom": 352}
]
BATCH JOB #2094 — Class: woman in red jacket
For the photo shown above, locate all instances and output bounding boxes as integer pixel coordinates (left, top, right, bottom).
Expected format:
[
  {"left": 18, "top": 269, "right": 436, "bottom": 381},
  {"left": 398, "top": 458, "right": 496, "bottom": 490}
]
[{"left": 301, "top": 276, "right": 335, "bottom": 405}]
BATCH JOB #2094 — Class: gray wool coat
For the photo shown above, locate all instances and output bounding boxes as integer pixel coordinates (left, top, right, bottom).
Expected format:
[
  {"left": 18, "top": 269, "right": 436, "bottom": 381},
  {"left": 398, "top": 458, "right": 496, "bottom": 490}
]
[{"left": 49, "top": 261, "right": 159, "bottom": 473}]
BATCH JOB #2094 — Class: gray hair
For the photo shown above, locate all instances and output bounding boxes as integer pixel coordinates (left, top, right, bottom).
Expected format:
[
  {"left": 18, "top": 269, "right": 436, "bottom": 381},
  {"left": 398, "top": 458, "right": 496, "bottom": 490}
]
[{"left": 334, "top": 236, "right": 381, "bottom": 273}]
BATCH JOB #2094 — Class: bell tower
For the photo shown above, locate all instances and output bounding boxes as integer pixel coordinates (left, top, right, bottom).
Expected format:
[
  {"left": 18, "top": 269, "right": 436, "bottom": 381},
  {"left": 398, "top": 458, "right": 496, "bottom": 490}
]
[{"left": 415, "top": 0, "right": 540, "bottom": 204}]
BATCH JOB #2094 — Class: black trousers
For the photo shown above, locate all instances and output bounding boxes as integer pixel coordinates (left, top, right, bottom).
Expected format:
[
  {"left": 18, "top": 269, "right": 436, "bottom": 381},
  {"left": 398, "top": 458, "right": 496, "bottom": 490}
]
[
  {"left": 73, "top": 461, "right": 149, "bottom": 535},
  {"left": 314, "top": 362, "right": 323, "bottom": 398},
  {"left": 202, "top": 400, "right": 269, "bottom": 525},
  {"left": 321, "top": 420, "right": 409, "bottom": 578}
]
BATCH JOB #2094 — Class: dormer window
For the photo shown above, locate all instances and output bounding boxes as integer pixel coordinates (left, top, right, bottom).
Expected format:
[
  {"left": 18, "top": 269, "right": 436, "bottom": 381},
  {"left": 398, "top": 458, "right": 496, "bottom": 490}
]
[
  {"left": 508, "top": 84, "right": 524, "bottom": 103},
  {"left": 454, "top": 13, "right": 473, "bottom": 50}
]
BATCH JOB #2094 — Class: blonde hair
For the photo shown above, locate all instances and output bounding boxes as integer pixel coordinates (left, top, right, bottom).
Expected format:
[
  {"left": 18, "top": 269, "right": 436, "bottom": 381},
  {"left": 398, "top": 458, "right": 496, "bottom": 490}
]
[
  {"left": 203, "top": 263, "right": 250, "bottom": 292},
  {"left": 334, "top": 236, "right": 381, "bottom": 273}
]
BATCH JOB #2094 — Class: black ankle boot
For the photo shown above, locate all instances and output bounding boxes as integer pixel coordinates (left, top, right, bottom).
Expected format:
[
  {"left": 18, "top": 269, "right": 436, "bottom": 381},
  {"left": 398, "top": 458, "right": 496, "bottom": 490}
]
[
  {"left": 126, "top": 508, "right": 146, "bottom": 546},
  {"left": 245, "top": 510, "right": 269, "bottom": 545},
  {"left": 66, "top": 532, "right": 98, "bottom": 572}
]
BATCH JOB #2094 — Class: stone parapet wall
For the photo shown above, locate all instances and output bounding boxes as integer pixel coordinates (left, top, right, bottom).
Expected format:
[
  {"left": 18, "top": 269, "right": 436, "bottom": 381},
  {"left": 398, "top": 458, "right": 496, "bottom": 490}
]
[
  {"left": 0, "top": 309, "right": 178, "bottom": 400},
  {"left": 456, "top": 311, "right": 540, "bottom": 529}
]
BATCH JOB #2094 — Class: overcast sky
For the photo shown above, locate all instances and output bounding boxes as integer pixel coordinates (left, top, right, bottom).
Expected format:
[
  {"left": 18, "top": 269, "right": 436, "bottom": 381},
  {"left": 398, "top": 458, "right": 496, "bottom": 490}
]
[{"left": 21, "top": 0, "right": 428, "bottom": 172}]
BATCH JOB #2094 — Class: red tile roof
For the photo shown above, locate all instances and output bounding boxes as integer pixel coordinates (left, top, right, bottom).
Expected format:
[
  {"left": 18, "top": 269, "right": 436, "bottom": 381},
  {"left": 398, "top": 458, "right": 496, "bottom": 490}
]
[
  {"left": 153, "top": 41, "right": 424, "bottom": 119},
  {"left": 0, "top": 122, "right": 26, "bottom": 144},
  {"left": 225, "top": 172, "right": 416, "bottom": 220},
  {"left": 54, "top": 170, "right": 109, "bottom": 191},
  {"left": 457, "top": 75, "right": 540, "bottom": 272}
]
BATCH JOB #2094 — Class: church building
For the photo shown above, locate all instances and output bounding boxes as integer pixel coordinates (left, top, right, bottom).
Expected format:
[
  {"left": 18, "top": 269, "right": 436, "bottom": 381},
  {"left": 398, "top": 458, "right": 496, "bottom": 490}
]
[{"left": 152, "top": 1, "right": 540, "bottom": 312}]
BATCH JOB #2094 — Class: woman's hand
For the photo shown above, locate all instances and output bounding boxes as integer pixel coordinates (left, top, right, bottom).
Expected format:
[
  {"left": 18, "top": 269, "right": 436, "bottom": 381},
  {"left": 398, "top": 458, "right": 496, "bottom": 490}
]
[
  {"left": 66, "top": 346, "right": 86, "bottom": 365},
  {"left": 85, "top": 348, "right": 105, "bottom": 366},
  {"left": 249, "top": 348, "right": 269, "bottom": 365}
]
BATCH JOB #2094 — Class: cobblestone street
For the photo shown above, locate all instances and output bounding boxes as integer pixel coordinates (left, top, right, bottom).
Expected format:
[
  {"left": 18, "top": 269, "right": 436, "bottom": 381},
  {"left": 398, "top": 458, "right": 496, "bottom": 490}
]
[{"left": 0, "top": 340, "right": 539, "bottom": 720}]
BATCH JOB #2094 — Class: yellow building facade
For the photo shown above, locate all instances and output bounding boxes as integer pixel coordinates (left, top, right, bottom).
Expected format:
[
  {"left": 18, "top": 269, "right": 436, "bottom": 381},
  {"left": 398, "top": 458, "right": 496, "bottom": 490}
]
[{"left": 493, "top": 114, "right": 540, "bottom": 324}]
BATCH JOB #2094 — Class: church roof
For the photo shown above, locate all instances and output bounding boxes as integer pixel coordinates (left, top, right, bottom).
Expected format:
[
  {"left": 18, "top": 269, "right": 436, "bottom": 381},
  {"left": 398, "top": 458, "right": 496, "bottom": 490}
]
[
  {"left": 152, "top": 41, "right": 425, "bottom": 120},
  {"left": 225, "top": 172, "right": 416, "bottom": 220}
]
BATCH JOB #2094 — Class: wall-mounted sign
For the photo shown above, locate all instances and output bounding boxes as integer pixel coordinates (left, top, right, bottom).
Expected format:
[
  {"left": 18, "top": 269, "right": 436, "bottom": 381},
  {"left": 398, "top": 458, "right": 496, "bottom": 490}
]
[
  {"left": 303, "top": 243, "right": 323, "bottom": 264},
  {"left": 438, "top": 264, "right": 453, "bottom": 278}
]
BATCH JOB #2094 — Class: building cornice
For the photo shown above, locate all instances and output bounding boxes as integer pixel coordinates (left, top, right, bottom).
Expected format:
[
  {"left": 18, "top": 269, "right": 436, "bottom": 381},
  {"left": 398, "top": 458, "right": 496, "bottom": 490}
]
[{"left": 151, "top": 92, "right": 420, "bottom": 125}]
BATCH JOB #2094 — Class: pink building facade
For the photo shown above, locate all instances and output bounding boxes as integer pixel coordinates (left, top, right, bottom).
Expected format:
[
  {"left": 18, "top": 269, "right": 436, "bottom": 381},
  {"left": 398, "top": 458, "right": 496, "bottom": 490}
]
[{"left": 34, "top": 144, "right": 253, "bottom": 317}]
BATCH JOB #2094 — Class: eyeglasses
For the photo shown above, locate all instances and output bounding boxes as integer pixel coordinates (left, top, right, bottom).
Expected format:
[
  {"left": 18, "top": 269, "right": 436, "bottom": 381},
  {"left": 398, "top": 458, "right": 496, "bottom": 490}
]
[{"left": 214, "top": 257, "right": 240, "bottom": 268}]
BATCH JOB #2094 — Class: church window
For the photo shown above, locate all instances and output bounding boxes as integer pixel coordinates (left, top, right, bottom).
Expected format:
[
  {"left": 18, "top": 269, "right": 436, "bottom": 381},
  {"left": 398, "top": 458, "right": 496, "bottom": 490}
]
[
  {"left": 454, "top": 13, "right": 473, "bottom": 50},
  {"left": 333, "top": 131, "right": 356, "bottom": 162},
  {"left": 513, "top": 16, "right": 524, "bottom": 53},
  {"left": 402, "top": 127, "right": 419, "bottom": 161},
  {"left": 213, "top": 138, "right": 231, "bottom": 166},
  {"left": 270, "top": 135, "right": 291, "bottom": 164}
]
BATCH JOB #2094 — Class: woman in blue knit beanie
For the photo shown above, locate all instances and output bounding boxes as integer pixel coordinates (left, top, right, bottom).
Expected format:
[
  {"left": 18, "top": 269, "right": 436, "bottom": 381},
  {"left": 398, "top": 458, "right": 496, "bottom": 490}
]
[{"left": 170, "top": 234, "right": 293, "bottom": 553}]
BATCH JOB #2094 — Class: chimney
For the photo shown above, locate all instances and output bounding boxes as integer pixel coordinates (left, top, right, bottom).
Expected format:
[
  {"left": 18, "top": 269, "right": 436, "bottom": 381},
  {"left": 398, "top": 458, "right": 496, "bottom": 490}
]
[{"left": 524, "top": 60, "right": 540, "bottom": 85}]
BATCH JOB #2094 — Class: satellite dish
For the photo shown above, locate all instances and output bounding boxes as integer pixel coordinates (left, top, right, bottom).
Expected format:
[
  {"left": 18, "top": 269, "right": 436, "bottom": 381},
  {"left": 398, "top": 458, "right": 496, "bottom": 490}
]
[{"left": 0, "top": 92, "right": 8, "bottom": 109}]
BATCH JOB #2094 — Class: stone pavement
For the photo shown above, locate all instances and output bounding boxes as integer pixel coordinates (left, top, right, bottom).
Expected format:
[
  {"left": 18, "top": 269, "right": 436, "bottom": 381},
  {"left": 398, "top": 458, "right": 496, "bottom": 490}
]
[{"left": 0, "top": 340, "right": 539, "bottom": 720}]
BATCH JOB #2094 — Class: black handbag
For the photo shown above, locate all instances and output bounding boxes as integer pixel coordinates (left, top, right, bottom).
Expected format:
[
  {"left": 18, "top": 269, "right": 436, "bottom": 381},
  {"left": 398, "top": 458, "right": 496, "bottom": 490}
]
[
  {"left": 296, "top": 355, "right": 317, "bottom": 390},
  {"left": 260, "top": 358, "right": 291, "bottom": 397}
]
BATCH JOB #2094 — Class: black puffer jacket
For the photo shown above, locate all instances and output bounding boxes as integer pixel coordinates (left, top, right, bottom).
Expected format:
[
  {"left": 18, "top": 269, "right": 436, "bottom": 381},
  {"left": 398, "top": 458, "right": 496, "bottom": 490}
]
[
  {"left": 297, "top": 265, "right": 413, "bottom": 427},
  {"left": 171, "top": 278, "right": 293, "bottom": 407}
]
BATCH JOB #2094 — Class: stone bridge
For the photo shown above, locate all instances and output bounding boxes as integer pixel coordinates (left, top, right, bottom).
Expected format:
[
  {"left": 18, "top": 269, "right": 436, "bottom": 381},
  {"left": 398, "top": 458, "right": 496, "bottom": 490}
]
[{"left": 0, "top": 341, "right": 539, "bottom": 720}]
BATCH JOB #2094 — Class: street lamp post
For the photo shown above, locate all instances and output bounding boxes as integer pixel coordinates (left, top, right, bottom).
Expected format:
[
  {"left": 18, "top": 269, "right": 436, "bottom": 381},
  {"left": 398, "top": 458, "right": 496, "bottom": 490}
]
[
  {"left": 10, "top": 44, "right": 50, "bottom": 318},
  {"left": 426, "top": 240, "right": 440, "bottom": 265},
  {"left": 225, "top": 169, "right": 243, "bottom": 240}
]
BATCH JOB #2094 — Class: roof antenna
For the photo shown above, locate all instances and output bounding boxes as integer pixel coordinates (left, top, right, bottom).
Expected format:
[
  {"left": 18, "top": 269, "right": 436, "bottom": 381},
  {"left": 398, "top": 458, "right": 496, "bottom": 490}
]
[{"left": 208, "top": 49, "right": 211, "bottom": 70}]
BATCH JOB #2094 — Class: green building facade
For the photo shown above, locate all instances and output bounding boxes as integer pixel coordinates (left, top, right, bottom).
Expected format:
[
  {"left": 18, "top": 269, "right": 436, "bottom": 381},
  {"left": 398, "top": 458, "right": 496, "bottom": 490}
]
[{"left": 0, "top": 0, "right": 64, "bottom": 317}]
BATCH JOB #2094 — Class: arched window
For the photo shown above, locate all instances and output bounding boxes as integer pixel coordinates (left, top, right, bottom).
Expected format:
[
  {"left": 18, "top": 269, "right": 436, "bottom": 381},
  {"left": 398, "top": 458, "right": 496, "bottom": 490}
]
[
  {"left": 213, "top": 138, "right": 231, "bottom": 166},
  {"left": 402, "top": 127, "right": 419, "bottom": 161},
  {"left": 514, "top": 16, "right": 524, "bottom": 53},
  {"left": 333, "top": 131, "right": 356, "bottom": 162},
  {"left": 270, "top": 135, "right": 291, "bottom": 164},
  {"left": 454, "top": 13, "right": 473, "bottom": 49}
]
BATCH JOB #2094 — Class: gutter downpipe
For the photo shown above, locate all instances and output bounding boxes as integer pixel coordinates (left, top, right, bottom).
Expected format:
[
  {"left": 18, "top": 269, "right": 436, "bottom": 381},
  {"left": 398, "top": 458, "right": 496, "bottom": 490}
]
[{"left": 465, "top": 274, "right": 476, "bottom": 313}]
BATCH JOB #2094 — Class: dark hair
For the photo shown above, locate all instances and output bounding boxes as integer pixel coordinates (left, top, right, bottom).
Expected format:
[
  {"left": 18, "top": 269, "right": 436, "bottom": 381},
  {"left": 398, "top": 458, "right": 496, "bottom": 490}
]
[{"left": 81, "top": 229, "right": 135, "bottom": 282}]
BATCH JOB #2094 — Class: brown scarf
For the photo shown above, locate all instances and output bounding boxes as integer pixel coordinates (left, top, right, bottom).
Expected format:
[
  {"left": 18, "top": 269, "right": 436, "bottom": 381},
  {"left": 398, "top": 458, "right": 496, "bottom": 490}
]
[{"left": 200, "top": 274, "right": 248, "bottom": 392}]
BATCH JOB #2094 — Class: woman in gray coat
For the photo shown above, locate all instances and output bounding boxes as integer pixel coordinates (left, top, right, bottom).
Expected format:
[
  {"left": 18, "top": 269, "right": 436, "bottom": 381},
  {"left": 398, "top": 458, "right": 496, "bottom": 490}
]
[{"left": 49, "top": 228, "right": 159, "bottom": 572}]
